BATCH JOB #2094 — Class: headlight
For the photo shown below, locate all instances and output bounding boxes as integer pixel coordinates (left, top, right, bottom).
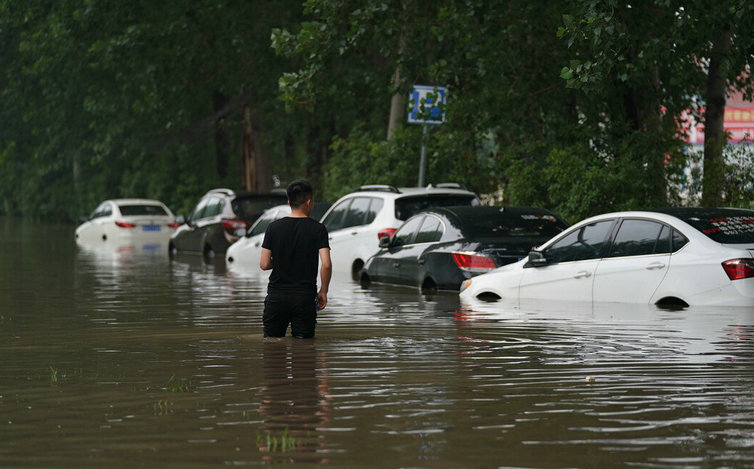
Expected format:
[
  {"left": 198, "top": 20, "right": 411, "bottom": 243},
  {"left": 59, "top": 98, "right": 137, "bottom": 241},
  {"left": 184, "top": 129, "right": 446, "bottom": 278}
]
[{"left": 460, "top": 279, "right": 472, "bottom": 293}]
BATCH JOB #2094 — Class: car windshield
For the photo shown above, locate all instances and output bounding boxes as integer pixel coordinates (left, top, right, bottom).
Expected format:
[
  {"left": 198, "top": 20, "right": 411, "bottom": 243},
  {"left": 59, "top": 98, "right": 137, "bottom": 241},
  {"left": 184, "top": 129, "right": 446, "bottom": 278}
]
[
  {"left": 118, "top": 204, "right": 168, "bottom": 216},
  {"left": 461, "top": 211, "right": 568, "bottom": 239},
  {"left": 677, "top": 209, "right": 754, "bottom": 244},
  {"left": 233, "top": 195, "right": 288, "bottom": 220},
  {"left": 395, "top": 195, "right": 478, "bottom": 221}
]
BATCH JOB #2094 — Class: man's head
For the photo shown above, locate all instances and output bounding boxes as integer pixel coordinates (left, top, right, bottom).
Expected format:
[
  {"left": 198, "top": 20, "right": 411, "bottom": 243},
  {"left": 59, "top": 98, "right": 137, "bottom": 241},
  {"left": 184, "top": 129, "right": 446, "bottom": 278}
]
[{"left": 286, "top": 179, "right": 314, "bottom": 213}]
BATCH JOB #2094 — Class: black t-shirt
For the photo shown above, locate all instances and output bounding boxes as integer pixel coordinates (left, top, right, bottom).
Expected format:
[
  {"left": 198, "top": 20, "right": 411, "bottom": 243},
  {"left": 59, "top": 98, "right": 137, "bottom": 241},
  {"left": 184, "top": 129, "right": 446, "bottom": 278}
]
[{"left": 261, "top": 216, "right": 330, "bottom": 295}]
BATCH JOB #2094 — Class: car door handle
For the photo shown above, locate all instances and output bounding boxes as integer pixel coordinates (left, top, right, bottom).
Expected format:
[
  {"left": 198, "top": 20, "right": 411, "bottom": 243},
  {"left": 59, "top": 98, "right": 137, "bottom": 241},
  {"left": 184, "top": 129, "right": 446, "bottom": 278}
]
[
  {"left": 574, "top": 271, "right": 592, "bottom": 279},
  {"left": 646, "top": 262, "right": 666, "bottom": 270},
  {"left": 393, "top": 262, "right": 400, "bottom": 268},
  {"left": 418, "top": 259, "right": 425, "bottom": 265},
  {"left": 350, "top": 231, "right": 358, "bottom": 236},
  {"left": 254, "top": 242, "right": 260, "bottom": 247}
]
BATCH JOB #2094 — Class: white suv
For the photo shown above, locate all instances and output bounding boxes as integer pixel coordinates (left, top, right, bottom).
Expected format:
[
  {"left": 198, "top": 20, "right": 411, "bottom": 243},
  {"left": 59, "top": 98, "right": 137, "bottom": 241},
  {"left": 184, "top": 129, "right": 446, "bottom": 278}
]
[{"left": 320, "top": 184, "right": 480, "bottom": 277}]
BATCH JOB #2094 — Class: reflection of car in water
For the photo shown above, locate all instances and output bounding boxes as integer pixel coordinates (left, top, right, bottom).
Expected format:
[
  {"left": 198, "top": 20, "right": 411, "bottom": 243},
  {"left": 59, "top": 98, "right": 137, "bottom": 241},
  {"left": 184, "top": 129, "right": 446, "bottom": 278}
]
[
  {"left": 75, "top": 198, "right": 177, "bottom": 244},
  {"left": 225, "top": 202, "right": 331, "bottom": 270},
  {"left": 460, "top": 208, "right": 754, "bottom": 308},
  {"left": 169, "top": 188, "right": 287, "bottom": 258},
  {"left": 361, "top": 206, "right": 568, "bottom": 292},
  {"left": 319, "top": 184, "right": 481, "bottom": 278}
]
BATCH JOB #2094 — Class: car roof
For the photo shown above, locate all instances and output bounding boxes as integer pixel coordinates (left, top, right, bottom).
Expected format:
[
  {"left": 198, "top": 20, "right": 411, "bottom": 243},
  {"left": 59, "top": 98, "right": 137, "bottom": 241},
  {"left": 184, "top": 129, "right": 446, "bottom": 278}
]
[
  {"left": 108, "top": 198, "right": 167, "bottom": 206},
  {"left": 348, "top": 184, "right": 477, "bottom": 198},
  {"left": 426, "top": 205, "right": 561, "bottom": 218},
  {"left": 647, "top": 207, "right": 754, "bottom": 218},
  {"left": 575, "top": 207, "right": 754, "bottom": 225},
  {"left": 202, "top": 188, "right": 288, "bottom": 199}
]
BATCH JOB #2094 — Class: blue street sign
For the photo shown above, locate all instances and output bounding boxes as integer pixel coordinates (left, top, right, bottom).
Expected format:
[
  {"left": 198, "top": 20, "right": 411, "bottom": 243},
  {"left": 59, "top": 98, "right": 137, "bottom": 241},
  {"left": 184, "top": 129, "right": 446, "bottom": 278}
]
[{"left": 407, "top": 85, "right": 447, "bottom": 125}]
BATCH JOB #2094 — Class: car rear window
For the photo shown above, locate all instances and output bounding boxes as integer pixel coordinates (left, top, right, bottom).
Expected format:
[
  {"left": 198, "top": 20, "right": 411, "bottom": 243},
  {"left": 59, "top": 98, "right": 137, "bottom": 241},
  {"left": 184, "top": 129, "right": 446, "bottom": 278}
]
[
  {"left": 681, "top": 212, "right": 754, "bottom": 244},
  {"left": 233, "top": 195, "right": 287, "bottom": 220},
  {"left": 118, "top": 204, "right": 168, "bottom": 216},
  {"left": 395, "top": 195, "right": 478, "bottom": 221},
  {"left": 461, "top": 212, "right": 568, "bottom": 239}
]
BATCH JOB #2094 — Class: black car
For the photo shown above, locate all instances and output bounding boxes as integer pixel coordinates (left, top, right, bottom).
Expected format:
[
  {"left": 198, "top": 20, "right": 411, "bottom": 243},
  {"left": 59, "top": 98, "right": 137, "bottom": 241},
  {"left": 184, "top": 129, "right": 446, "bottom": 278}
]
[
  {"left": 361, "top": 206, "right": 569, "bottom": 291},
  {"left": 169, "top": 188, "right": 287, "bottom": 257}
]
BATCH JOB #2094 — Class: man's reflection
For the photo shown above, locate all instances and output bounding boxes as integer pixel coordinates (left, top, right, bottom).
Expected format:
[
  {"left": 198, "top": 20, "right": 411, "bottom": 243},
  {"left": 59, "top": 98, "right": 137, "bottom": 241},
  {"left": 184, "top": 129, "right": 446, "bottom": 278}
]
[{"left": 257, "top": 338, "right": 331, "bottom": 463}]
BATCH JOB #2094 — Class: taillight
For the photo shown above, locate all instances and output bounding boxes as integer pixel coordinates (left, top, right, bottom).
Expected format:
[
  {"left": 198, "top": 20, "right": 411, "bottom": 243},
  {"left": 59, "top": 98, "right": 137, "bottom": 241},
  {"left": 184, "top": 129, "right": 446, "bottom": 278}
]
[
  {"left": 452, "top": 252, "right": 496, "bottom": 272},
  {"left": 167, "top": 222, "right": 180, "bottom": 229},
  {"left": 377, "top": 228, "right": 397, "bottom": 240},
  {"left": 221, "top": 219, "right": 247, "bottom": 232},
  {"left": 115, "top": 221, "right": 136, "bottom": 229},
  {"left": 722, "top": 258, "right": 754, "bottom": 280}
]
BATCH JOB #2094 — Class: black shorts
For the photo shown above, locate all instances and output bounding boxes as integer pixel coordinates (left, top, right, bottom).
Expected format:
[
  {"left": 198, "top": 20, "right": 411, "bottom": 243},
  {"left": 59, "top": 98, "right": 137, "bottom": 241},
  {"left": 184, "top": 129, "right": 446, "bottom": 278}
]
[{"left": 263, "top": 292, "right": 317, "bottom": 338}]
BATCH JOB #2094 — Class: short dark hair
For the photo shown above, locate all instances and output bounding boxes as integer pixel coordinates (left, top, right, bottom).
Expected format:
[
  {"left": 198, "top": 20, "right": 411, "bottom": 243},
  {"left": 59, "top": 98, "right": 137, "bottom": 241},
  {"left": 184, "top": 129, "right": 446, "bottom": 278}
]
[{"left": 287, "top": 179, "right": 313, "bottom": 208}]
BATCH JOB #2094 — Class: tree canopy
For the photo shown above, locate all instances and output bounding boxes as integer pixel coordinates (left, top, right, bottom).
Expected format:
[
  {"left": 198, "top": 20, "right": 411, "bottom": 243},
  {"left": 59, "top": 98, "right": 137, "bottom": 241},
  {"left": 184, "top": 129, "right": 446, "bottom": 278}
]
[{"left": 1, "top": 0, "right": 752, "bottom": 223}]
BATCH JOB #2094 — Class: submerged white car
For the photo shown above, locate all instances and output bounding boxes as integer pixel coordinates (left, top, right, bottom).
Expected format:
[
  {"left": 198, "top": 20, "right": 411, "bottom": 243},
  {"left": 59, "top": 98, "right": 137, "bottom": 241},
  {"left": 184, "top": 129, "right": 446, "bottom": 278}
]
[
  {"left": 225, "top": 202, "right": 331, "bottom": 270},
  {"left": 459, "top": 208, "right": 754, "bottom": 308},
  {"left": 75, "top": 199, "right": 178, "bottom": 244}
]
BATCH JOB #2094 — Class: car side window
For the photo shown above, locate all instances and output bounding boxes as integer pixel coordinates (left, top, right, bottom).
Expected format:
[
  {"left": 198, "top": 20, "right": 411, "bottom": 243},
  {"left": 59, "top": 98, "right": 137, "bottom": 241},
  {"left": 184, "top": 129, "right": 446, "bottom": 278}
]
[
  {"left": 342, "top": 197, "right": 371, "bottom": 229},
  {"left": 189, "top": 198, "right": 209, "bottom": 222},
  {"left": 365, "top": 198, "right": 383, "bottom": 224},
  {"left": 545, "top": 220, "right": 614, "bottom": 263},
  {"left": 414, "top": 216, "right": 443, "bottom": 244},
  {"left": 392, "top": 216, "right": 424, "bottom": 247},
  {"left": 204, "top": 198, "right": 224, "bottom": 218},
  {"left": 249, "top": 210, "right": 278, "bottom": 237},
  {"left": 90, "top": 203, "right": 110, "bottom": 220},
  {"left": 655, "top": 225, "right": 672, "bottom": 254},
  {"left": 609, "top": 219, "right": 667, "bottom": 257},
  {"left": 671, "top": 229, "right": 689, "bottom": 252},
  {"left": 322, "top": 199, "right": 352, "bottom": 232}
]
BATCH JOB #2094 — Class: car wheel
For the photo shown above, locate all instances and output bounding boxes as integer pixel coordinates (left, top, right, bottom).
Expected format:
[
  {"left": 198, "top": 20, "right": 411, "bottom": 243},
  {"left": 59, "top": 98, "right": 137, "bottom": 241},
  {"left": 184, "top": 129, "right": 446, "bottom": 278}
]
[
  {"left": 203, "top": 245, "right": 215, "bottom": 261},
  {"left": 421, "top": 277, "right": 438, "bottom": 295},
  {"left": 359, "top": 272, "right": 371, "bottom": 289},
  {"left": 351, "top": 260, "right": 364, "bottom": 281}
]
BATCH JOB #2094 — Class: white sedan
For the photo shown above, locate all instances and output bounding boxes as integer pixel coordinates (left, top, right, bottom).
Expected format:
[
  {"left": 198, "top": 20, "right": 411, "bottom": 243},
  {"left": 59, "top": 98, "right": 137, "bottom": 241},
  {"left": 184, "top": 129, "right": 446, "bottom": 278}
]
[
  {"left": 459, "top": 208, "right": 754, "bottom": 308},
  {"left": 75, "top": 199, "right": 178, "bottom": 244},
  {"left": 225, "top": 204, "right": 292, "bottom": 270}
]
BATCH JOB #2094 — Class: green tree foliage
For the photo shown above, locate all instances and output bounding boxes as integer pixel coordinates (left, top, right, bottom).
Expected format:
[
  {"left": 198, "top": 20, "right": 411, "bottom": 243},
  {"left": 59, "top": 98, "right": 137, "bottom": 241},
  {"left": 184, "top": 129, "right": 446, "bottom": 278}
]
[
  {"left": 2, "top": 0, "right": 752, "bottom": 223},
  {"left": 559, "top": 0, "right": 754, "bottom": 210},
  {"left": 277, "top": 0, "right": 753, "bottom": 220},
  {"left": 0, "top": 0, "right": 305, "bottom": 220}
]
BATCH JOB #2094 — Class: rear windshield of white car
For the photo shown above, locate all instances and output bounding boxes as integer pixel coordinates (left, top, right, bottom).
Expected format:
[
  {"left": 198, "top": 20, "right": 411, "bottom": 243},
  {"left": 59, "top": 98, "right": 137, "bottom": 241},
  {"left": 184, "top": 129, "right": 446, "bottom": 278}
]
[
  {"left": 679, "top": 210, "right": 754, "bottom": 244},
  {"left": 395, "top": 195, "right": 478, "bottom": 220},
  {"left": 233, "top": 196, "right": 288, "bottom": 220},
  {"left": 118, "top": 204, "right": 169, "bottom": 216}
]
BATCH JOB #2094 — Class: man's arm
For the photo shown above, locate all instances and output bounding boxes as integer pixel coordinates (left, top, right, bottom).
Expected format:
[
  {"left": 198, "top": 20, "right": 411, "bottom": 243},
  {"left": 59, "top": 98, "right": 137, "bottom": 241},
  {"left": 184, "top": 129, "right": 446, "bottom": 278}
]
[
  {"left": 259, "top": 247, "right": 273, "bottom": 271},
  {"left": 316, "top": 248, "right": 332, "bottom": 309}
]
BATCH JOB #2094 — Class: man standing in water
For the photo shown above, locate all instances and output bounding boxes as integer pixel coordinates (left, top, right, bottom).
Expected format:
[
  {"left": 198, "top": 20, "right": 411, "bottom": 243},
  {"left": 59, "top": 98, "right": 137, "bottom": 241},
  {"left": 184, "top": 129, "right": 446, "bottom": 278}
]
[{"left": 259, "top": 180, "right": 332, "bottom": 338}]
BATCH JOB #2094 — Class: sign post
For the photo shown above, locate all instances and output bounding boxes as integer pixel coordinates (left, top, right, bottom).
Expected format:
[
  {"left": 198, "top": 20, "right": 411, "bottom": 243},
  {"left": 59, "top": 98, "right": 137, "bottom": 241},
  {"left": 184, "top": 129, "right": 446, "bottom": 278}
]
[{"left": 407, "top": 85, "right": 447, "bottom": 187}]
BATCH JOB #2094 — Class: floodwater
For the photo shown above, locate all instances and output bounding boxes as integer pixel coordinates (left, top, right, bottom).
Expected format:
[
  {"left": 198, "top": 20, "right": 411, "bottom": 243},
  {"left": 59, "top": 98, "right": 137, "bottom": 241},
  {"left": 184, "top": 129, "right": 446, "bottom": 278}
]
[{"left": 1, "top": 219, "right": 753, "bottom": 468}]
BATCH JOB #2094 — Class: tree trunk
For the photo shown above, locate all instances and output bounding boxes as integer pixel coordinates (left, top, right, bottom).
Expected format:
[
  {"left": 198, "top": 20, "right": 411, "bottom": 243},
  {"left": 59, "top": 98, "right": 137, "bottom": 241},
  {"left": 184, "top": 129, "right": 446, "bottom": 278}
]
[
  {"left": 387, "top": 67, "right": 406, "bottom": 140},
  {"left": 240, "top": 105, "right": 271, "bottom": 192},
  {"left": 701, "top": 27, "right": 732, "bottom": 207},
  {"left": 213, "top": 91, "right": 230, "bottom": 178}
]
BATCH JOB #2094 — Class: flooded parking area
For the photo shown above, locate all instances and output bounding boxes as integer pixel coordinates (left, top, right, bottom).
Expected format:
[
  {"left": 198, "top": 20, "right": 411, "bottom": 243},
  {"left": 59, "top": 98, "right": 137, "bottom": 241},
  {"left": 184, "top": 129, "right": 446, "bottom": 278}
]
[{"left": 1, "top": 219, "right": 753, "bottom": 467}]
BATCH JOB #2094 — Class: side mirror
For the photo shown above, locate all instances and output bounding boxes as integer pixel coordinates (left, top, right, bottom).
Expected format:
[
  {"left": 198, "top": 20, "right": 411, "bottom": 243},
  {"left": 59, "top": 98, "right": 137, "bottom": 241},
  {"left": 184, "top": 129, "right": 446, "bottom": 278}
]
[
  {"left": 378, "top": 236, "right": 391, "bottom": 249},
  {"left": 528, "top": 250, "right": 547, "bottom": 267}
]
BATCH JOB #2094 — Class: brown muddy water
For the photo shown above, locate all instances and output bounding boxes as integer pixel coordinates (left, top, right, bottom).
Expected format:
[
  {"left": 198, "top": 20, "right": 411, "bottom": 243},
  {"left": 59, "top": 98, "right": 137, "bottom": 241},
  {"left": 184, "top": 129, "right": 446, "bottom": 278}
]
[{"left": 1, "top": 219, "right": 753, "bottom": 468}]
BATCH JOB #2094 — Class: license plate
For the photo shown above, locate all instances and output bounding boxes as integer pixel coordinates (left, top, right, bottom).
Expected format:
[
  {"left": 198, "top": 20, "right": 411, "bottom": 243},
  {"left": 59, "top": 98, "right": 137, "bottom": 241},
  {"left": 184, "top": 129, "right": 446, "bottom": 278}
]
[{"left": 142, "top": 225, "right": 161, "bottom": 232}]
